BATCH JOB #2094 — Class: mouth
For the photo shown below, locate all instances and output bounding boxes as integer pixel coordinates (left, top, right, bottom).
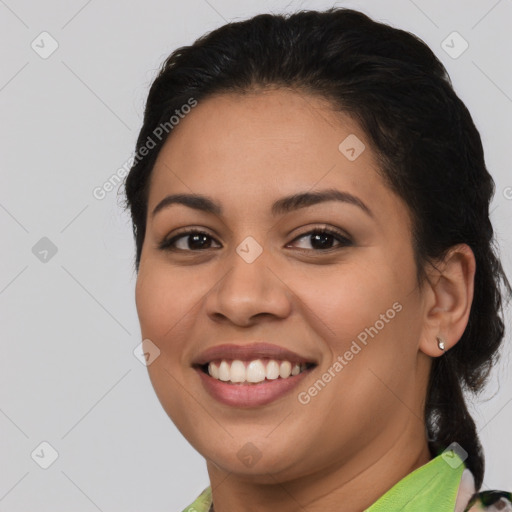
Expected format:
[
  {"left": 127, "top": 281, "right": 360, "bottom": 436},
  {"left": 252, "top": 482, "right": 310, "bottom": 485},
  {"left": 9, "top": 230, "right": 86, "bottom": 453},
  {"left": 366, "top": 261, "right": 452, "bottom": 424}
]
[
  {"left": 191, "top": 342, "right": 319, "bottom": 407},
  {"left": 193, "top": 358, "right": 318, "bottom": 408},
  {"left": 195, "top": 359, "right": 317, "bottom": 385}
]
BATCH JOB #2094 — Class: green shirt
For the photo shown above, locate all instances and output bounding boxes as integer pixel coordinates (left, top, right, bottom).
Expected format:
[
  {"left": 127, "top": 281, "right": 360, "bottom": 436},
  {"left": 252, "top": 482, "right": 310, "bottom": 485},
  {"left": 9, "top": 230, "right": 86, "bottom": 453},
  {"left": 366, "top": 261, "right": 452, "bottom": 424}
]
[{"left": 180, "top": 450, "right": 511, "bottom": 511}]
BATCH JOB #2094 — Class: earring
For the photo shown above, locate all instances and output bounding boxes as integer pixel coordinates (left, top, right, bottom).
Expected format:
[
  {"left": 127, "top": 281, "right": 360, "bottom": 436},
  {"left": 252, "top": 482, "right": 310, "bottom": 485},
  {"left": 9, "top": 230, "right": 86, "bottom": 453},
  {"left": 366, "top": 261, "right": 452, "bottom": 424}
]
[{"left": 436, "top": 335, "right": 446, "bottom": 352}]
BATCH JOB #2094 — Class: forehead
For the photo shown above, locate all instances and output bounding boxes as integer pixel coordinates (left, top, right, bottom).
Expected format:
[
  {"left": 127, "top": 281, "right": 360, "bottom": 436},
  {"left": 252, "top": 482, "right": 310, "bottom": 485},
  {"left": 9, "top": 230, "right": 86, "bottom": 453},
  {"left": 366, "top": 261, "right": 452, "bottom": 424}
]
[
  {"left": 147, "top": 88, "right": 406, "bottom": 225},
  {"left": 153, "top": 88, "right": 367, "bottom": 173}
]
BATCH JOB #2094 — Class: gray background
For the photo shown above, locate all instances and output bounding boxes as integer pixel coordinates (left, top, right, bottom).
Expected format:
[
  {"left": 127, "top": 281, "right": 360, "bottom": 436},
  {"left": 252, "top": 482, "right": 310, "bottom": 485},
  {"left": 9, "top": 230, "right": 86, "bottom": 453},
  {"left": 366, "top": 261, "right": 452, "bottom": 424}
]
[{"left": 1, "top": 0, "right": 511, "bottom": 510}]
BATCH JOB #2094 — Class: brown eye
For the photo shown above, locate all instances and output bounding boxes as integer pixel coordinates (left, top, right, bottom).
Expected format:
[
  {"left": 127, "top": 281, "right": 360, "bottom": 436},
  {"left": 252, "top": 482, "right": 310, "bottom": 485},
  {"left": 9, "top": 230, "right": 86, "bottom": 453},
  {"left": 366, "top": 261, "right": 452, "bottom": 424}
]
[
  {"left": 287, "top": 227, "right": 353, "bottom": 252},
  {"left": 159, "top": 230, "right": 221, "bottom": 252},
  {"left": 158, "top": 226, "right": 352, "bottom": 253}
]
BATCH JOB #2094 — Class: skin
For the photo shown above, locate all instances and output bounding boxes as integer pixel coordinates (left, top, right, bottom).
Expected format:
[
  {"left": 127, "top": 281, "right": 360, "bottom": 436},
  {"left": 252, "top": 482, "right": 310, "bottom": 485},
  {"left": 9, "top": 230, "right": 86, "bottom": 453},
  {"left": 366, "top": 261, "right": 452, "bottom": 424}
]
[{"left": 135, "top": 88, "right": 475, "bottom": 512}]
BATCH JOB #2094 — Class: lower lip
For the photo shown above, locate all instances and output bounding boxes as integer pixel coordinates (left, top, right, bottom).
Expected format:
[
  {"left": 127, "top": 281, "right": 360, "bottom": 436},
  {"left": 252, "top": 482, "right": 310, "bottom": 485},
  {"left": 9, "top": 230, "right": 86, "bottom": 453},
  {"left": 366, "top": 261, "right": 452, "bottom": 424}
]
[{"left": 194, "top": 366, "right": 315, "bottom": 408}]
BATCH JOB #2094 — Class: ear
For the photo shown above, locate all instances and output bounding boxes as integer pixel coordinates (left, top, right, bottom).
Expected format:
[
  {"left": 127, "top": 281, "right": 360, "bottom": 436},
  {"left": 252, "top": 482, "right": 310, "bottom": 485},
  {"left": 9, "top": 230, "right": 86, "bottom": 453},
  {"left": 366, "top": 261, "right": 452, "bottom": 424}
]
[{"left": 418, "top": 243, "right": 476, "bottom": 357}]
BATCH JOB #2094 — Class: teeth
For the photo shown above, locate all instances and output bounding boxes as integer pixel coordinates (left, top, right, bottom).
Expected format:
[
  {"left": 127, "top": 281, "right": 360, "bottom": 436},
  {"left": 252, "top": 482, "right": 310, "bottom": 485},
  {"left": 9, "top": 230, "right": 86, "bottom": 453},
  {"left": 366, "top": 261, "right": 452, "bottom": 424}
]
[
  {"left": 230, "top": 360, "right": 246, "bottom": 383},
  {"left": 207, "top": 359, "right": 307, "bottom": 384},
  {"left": 266, "top": 360, "right": 280, "bottom": 380},
  {"left": 209, "top": 361, "right": 220, "bottom": 379},
  {"left": 218, "top": 360, "right": 230, "bottom": 382},
  {"left": 279, "top": 361, "right": 292, "bottom": 378},
  {"left": 247, "top": 360, "right": 266, "bottom": 382}
]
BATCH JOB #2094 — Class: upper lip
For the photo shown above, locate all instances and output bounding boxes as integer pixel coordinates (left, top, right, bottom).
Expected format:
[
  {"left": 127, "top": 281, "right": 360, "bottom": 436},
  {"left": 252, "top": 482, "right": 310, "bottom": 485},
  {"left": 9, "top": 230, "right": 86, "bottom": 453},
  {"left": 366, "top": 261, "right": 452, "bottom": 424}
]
[{"left": 192, "top": 342, "right": 318, "bottom": 366}]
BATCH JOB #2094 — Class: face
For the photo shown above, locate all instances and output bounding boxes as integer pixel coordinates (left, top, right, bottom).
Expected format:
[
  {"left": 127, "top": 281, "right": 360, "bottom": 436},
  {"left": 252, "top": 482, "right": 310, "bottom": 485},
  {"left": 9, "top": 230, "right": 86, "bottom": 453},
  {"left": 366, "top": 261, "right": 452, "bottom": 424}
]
[{"left": 135, "top": 88, "right": 432, "bottom": 482}]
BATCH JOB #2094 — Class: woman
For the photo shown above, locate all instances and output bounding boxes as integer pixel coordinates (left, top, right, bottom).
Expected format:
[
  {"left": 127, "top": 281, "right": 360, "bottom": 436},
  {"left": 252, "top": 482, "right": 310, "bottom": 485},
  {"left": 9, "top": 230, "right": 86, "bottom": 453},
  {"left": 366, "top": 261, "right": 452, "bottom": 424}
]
[{"left": 122, "top": 7, "right": 512, "bottom": 511}]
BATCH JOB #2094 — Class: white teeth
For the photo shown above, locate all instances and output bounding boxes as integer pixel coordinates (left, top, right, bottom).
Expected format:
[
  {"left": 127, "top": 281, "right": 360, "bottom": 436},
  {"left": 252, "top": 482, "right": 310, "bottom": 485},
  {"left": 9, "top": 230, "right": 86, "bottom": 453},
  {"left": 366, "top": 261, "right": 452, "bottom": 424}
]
[
  {"left": 247, "top": 360, "right": 266, "bottom": 383},
  {"left": 218, "top": 360, "right": 230, "bottom": 381},
  {"left": 207, "top": 359, "right": 308, "bottom": 383},
  {"left": 209, "top": 361, "right": 220, "bottom": 379},
  {"left": 230, "top": 360, "right": 246, "bottom": 383},
  {"left": 266, "top": 360, "right": 280, "bottom": 380},
  {"left": 279, "top": 361, "right": 292, "bottom": 378}
]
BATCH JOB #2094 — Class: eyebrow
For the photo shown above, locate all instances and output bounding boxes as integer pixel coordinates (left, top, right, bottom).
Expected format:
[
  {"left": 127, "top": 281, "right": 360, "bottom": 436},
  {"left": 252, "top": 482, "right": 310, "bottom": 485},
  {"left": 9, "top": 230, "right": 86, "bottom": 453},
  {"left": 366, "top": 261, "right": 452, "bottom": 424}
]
[{"left": 151, "top": 188, "right": 374, "bottom": 219}]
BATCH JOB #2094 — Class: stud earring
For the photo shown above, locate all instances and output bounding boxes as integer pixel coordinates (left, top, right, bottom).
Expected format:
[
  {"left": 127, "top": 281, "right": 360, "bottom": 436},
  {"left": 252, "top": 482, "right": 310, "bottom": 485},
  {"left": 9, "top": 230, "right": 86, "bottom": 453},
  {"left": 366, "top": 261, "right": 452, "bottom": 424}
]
[{"left": 436, "top": 335, "right": 446, "bottom": 352}]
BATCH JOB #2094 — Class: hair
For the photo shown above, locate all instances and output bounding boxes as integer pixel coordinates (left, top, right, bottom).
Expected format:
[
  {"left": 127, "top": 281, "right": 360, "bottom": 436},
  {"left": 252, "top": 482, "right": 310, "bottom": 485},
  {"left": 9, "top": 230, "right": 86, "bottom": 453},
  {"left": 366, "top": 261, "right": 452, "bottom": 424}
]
[{"left": 122, "top": 7, "right": 511, "bottom": 489}]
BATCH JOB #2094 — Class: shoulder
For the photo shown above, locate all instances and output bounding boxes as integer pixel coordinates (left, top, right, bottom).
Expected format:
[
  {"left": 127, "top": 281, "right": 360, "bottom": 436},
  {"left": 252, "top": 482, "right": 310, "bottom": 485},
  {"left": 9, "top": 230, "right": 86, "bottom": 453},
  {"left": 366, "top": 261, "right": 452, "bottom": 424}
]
[{"left": 464, "top": 490, "right": 512, "bottom": 511}]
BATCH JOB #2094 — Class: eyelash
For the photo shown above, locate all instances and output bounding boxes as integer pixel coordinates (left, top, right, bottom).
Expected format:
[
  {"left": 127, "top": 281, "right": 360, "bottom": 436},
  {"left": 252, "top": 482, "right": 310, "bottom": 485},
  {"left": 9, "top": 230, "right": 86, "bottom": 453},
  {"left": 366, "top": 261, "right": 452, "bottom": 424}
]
[{"left": 158, "top": 226, "right": 353, "bottom": 254}]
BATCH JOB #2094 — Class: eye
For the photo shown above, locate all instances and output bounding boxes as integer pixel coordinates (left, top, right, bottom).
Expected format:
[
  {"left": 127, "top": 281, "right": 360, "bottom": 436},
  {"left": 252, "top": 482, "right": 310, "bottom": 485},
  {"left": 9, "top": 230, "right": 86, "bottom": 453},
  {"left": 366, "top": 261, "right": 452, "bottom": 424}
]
[
  {"left": 287, "top": 226, "right": 353, "bottom": 252},
  {"left": 158, "top": 226, "right": 352, "bottom": 253},
  {"left": 158, "top": 229, "right": 221, "bottom": 252}
]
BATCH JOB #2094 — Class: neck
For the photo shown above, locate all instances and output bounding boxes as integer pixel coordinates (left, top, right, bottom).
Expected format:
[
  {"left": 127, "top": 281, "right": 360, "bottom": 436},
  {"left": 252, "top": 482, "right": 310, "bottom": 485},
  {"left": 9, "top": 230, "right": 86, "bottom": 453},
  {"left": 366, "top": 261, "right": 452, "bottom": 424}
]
[{"left": 206, "top": 432, "right": 432, "bottom": 512}]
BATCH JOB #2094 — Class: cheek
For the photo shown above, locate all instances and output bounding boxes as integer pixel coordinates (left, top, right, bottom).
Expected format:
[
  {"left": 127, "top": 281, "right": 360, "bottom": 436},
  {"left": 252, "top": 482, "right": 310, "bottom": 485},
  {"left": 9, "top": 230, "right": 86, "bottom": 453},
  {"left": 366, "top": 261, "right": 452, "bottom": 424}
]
[
  {"left": 135, "top": 268, "right": 194, "bottom": 424},
  {"left": 135, "top": 263, "right": 210, "bottom": 380},
  {"left": 135, "top": 264, "right": 194, "bottom": 340},
  {"left": 298, "top": 263, "right": 397, "bottom": 341}
]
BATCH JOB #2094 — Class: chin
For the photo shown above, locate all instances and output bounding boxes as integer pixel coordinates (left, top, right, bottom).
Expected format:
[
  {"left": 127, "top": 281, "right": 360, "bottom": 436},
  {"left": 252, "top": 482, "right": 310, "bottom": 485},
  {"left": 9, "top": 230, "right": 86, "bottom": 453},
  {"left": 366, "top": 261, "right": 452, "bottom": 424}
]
[{"left": 203, "top": 443, "right": 305, "bottom": 481}]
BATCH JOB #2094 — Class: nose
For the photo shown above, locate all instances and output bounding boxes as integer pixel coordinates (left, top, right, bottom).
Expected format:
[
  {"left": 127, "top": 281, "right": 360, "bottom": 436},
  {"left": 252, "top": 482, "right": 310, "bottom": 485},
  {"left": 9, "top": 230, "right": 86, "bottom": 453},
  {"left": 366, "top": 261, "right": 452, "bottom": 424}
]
[{"left": 204, "top": 239, "right": 292, "bottom": 327}]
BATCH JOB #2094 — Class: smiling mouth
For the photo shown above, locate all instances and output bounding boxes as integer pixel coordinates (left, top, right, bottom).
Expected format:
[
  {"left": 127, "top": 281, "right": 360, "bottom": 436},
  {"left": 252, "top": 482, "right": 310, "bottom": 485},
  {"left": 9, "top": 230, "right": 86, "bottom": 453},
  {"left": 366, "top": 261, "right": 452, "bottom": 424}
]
[{"left": 196, "top": 359, "right": 317, "bottom": 385}]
